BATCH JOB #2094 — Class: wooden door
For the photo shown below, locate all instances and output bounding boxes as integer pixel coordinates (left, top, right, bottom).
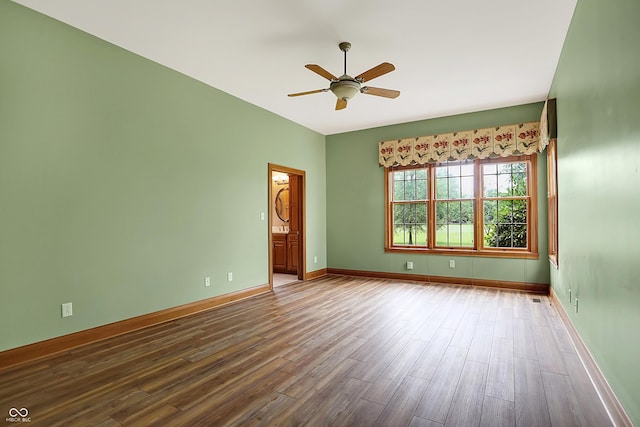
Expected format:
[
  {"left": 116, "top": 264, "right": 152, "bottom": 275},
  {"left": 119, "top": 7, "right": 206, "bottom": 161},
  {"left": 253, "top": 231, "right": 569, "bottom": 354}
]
[{"left": 286, "top": 175, "right": 300, "bottom": 274}]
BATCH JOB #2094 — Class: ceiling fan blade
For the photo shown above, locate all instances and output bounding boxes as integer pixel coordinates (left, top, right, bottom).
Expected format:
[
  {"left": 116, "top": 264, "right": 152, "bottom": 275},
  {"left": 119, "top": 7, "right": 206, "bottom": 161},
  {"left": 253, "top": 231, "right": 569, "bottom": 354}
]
[
  {"left": 288, "top": 88, "right": 328, "bottom": 97},
  {"left": 355, "top": 62, "right": 395, "bottom": 82},
  {"left": 336, "top": 98, "right": 347, "bottom": 110},
  {"left": 305, "top": 64, "right": 338, "bottom": 81},
  {"left": 361, "top": 86, "right": 400, "bottom": 99}
]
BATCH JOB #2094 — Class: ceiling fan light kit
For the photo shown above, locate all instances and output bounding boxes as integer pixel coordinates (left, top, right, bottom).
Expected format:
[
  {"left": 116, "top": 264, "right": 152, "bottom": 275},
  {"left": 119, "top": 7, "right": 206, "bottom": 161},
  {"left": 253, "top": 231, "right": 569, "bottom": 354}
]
[
  {"left": 288, "top": 42, "right": 400, "bottom": 110},
  {"left": 330, "top": 79, "right": 360, "bottom": 101}
]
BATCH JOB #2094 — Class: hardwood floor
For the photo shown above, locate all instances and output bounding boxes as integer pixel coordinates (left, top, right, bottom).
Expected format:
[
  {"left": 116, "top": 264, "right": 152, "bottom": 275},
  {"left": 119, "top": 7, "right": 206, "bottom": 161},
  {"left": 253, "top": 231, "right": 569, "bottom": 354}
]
[
  {"left": 0, "top": 275, "right": 612, "bottom": 426},
  {"left": 273, "top": 273, "right": 299, "bottom": 288}
]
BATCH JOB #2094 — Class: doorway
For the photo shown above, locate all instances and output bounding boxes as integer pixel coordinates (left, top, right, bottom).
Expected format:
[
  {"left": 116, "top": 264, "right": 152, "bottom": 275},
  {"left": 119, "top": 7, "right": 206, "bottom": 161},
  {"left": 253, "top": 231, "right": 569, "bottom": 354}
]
[{"left": 268, "top": 164, "right": 305, "bottom": 289}]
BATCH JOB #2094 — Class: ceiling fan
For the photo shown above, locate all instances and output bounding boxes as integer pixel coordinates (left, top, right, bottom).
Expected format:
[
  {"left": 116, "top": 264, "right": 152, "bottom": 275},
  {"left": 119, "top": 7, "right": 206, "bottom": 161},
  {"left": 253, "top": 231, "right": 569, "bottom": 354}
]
[{"left": 288, "top": 42, "right": 400, "bottom": 111}]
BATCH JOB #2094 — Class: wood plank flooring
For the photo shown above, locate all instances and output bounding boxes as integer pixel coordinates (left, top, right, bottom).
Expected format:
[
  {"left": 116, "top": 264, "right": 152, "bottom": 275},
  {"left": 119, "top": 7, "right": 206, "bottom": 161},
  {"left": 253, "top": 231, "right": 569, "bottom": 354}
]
[{"left": 0, "top": 275, "right": 612, "bottom": 426}]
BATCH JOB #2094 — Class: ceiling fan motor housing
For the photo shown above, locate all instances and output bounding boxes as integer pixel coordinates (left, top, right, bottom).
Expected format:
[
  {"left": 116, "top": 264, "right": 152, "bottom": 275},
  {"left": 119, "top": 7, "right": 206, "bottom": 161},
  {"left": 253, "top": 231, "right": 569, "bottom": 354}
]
[{"left": 330, "top": 76, "right": 361, "bottom": 100}]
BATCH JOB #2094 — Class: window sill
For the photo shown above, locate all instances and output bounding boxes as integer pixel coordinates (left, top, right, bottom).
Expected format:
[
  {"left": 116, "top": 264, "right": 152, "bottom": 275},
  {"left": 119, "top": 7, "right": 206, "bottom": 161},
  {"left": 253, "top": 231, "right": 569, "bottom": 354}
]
[{"left": 385, "top": 246, "right": 539, "bottom": 260}]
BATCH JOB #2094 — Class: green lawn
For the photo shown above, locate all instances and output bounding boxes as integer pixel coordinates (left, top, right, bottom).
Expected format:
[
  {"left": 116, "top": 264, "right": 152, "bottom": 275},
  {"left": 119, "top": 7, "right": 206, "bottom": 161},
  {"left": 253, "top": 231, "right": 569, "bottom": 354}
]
[{"left": 394, "top": 224, "right": 474, "bottom": 247}]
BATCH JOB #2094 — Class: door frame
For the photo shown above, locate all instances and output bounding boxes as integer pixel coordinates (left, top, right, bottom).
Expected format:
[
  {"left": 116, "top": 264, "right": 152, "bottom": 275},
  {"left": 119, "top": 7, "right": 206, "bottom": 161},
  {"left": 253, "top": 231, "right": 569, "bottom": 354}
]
[{"left": 268, "top": 163, "right": 306, "bottom": 289}]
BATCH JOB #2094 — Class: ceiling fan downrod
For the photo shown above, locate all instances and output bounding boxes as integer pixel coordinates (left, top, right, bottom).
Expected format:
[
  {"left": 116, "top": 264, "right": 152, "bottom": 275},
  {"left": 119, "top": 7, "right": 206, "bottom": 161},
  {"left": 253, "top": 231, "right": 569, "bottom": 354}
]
[{"left": 339, "top": 42, "right": 351, "bottom": 76}]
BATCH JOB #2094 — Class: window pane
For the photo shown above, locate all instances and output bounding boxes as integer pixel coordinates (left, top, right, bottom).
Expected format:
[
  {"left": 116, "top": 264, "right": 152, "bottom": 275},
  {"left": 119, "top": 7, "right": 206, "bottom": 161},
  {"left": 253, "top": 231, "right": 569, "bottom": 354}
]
[
  {"left": 513, "top": 199, "right": 527, "bottom": 223},
  {"left": 393, "top": 180, "right": 404, "bottom": 200},
  {"left": 461, "top": 176, "right": 474, "bottom": 198},
  {"left": 449, "top": 201, "right": 461, "bottom": 223},
  {"left": 497, "top": 200, "right": 513, "bottom": 224},
  {"left": 460, "top": 163, "right": 474, "bottom": 176},
  {"left": 395, "top": 224, "right": 427, "bottom": 246},
  {"left": 394, "top": 225, "right": 407, "bottom": 245},
  {"left": 484, "top": 200, "right": 498, "bottom": 224},
  {"left": 405, "top": 179, "right": 416, "bottom": 200},
  {"left": 435, "top": 201, "right": 474, "bottom": 247},
  {"left": 498, "top": 173, "right": 511, "bottom": 196},
  {"left": 436, "top": 176, "right": 448, "bottom": 199},
  {"left": 451, "top": 224, "right": 462, "bottom": 246},
  {"left": 462, "top": 223, "right": 474, "bottom": 246},
  {"left": 407, "top": 203, "right": 418, "bottom": 223},
  {"left": 435, "top": 223, "right": 475, "bottom": 247},
  {"left": 484, "top": 224, "right": 497, "bottom": 247},
  {"left": 512, "top": 162, "right": 526, "bottom": 174},
  {"left": 435, "top": 225, "right": 448, "bottom": 246},
  {"left": 394, "top": 203, "right": 406, "bottom": 225},
  {"left": 483, "top": 199, "right": 528, "bottom": 248},
  {"left": 482, "top": 161, "right": 528, "bottom": 199},
  {"left": 393, "top": 202, "right": 427, "bottom": 246},
  {"left": 460, "top": 201, "right": 474, "bottom": 224},
  {"left": 436, "top": 201, "right": 447, "bottom": 223},
  {"left": 513, "top": 224, "right": 527, "bottom": 248},
  {"left": 483, "top": 174, "right": 497, "bottom": 197},
  {"left": 437, "top": 162, "right": 473, "bottom": 201},
  {"left": 512, "top": 172, "right": 527, "bottom": 196},
  {"left": 416, "top": 178, "right": 427, "bottom": 199},
  {"left": 392, "top": 168, "right": 428, "bottom": 202},
  {"left": 497, "top": 224, "right": 512, "bottom": 247},
  {"left": 435, "top": 201, "right": 449, "bottom": 227},
  {"left": 498, "top": 164, "right": 512, "bottom": 174},
  {"left": 416, "top": 203, "right": 427, "bottom": 225},
  {"left": 449, "top": 177, "right": 461, "bottom": 199},
  {"left": 483, "top": 164, "right": 497, "bottom": 175}
]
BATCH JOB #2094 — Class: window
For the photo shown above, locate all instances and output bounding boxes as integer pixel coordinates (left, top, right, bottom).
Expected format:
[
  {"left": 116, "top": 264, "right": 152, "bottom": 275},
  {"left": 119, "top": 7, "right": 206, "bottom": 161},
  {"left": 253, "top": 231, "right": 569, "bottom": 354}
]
[
  {"left": 391, "top": 168, "right": 428, "bottom": 246},
  {"left": 385, "top": 155, "right": 538, "bottom": 258},
  {"left": 481, "top": 161, "right": 528, "bottom": 249},
  {"left": 435, "top": 162, "right": 475, "bottom": 247}
]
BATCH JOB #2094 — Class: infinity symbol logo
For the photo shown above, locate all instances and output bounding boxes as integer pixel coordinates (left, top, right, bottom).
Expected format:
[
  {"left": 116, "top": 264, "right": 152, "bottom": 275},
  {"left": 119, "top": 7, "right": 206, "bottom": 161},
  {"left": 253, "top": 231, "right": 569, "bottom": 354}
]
[{"left": 8, "top": 407, "right": 29, "bottom": 417}]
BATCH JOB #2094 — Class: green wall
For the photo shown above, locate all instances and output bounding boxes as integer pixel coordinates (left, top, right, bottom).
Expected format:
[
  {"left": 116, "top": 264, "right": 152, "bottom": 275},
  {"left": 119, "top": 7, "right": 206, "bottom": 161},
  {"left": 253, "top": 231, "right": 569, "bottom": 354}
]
[
  {"left": 548, "top": 0, "right": 640, "bottom": 423},
  {"left": 0, "top": 1, "right": 326, "bottom": 352},
  {"left": 326, "top": 104, "right": 550, "bottom": 285}
]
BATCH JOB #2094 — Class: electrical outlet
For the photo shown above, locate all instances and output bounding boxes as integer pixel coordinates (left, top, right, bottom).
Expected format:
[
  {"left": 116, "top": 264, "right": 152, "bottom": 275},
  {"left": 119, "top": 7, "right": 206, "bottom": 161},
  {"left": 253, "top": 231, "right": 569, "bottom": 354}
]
[
  {"left": 406, "top": 261, "right": 414, "bottom": 270},
  {"left": 205, "top": 276, "right": 211, "bottom": 287},
  {"left": 260, "top": 212, "right": 265, "bottom": 221},
  {"left": 227, "top": 272, "right": 233, "bottom": 282},
  {"left": 61, "top": 302, "right": 73, "bottom": 318},
  {"left": 449, "top": 260, "right": 455, "bottom": 268},
  {"left": 314, "top": 256, "right": 318, "bottom": 264}
]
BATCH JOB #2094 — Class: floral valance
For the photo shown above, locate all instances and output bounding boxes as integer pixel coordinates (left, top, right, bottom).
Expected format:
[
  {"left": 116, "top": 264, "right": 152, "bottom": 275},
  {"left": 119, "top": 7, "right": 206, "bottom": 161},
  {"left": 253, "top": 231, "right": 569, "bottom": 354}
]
[{"left": 379, "top": 121, "right": 545, "bottom": 167}]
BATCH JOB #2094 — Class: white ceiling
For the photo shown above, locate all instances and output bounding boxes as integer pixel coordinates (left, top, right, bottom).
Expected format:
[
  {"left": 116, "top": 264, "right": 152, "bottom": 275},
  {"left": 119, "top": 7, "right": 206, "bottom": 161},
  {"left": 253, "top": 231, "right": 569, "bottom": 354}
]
[{"left": 13, "top": 0, "right": 577, "bottom": 135}]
